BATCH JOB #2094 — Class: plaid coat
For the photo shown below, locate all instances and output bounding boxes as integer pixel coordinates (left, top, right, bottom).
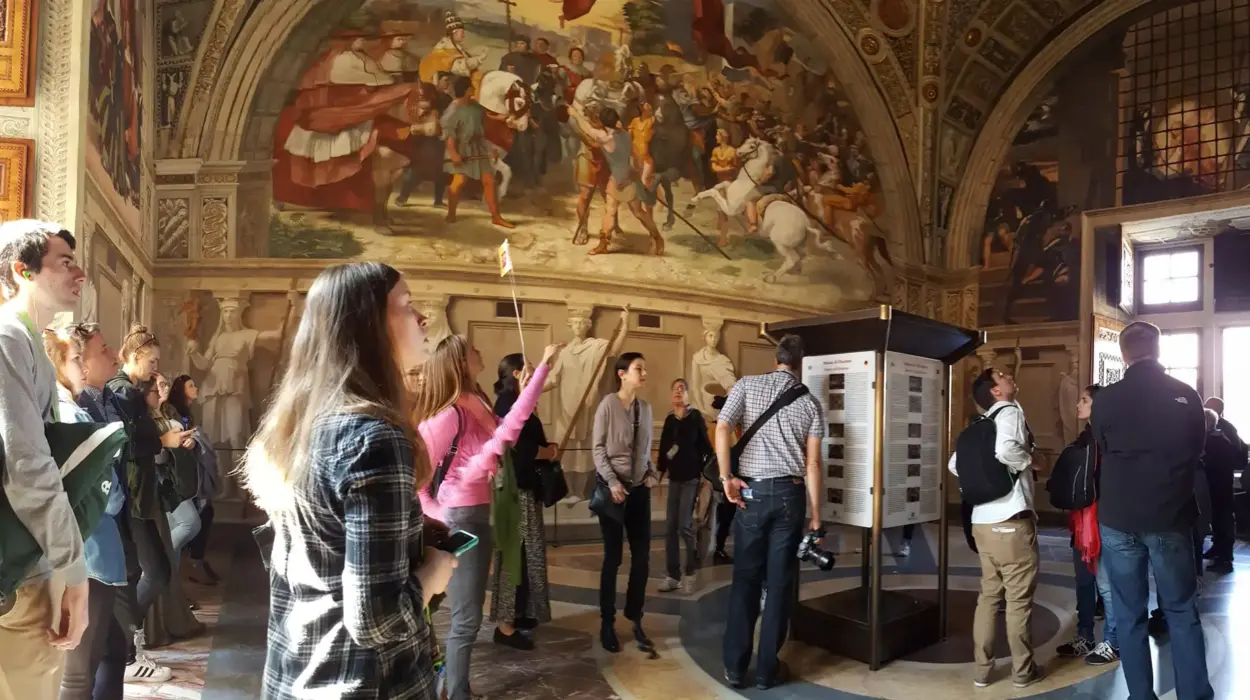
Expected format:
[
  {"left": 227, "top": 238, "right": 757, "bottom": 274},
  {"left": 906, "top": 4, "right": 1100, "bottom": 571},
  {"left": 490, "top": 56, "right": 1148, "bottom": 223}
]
[{"left": 257, "top": 413, "right": 437, "bottom": 700}]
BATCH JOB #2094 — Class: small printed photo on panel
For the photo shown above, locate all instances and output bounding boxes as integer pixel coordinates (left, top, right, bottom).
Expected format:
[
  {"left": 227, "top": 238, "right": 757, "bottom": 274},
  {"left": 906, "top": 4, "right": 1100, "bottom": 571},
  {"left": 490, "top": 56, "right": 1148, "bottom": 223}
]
[
  {"left": 907, "top": 463, "right": 921, "bottom": 478},
  {"left": 829, "top": 392, "right": 845, "bottom": 410},
  {"left": 908, "top": 376, "right": 923, "bottom": 393},
  {"left": 828, "top": 487, "right": 844, "bottom": 505},
  {"left": 827, "top": 444, "right": 844, "bottom": 460},
  {"left": 828, "top": 374, "right": 845, "bottom": 390},
  {"left": 906, "top": 487, "right": 920, "bottom": 502},
  {"left": 909, "top": 395, "right": 923, "bottom": 413},
  {"left": 908, "top": 423, "right": 922, "bottom": 439},
  {"left": 828, "top": 423, "right": 845, "bottom": 438},
  {"left": 828, "top": 463, "right": 844, "bottom": 479},
  {"left": 907, "top": 444, "right": 921, "bottom": 459}
]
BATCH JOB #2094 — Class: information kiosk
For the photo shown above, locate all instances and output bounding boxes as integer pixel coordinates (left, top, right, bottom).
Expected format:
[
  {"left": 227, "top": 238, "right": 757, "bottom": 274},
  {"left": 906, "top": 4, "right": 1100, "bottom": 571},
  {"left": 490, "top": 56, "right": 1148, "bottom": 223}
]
[{"left": 766, "top": 306, "right": 983, "bottom": 670}]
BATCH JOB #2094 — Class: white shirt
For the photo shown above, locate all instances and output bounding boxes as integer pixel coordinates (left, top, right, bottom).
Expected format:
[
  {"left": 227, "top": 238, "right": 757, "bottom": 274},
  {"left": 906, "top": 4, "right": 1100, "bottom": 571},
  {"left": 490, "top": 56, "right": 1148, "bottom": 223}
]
[{"left": 948, "top": 400, "right": 1035, "bottom": 524}]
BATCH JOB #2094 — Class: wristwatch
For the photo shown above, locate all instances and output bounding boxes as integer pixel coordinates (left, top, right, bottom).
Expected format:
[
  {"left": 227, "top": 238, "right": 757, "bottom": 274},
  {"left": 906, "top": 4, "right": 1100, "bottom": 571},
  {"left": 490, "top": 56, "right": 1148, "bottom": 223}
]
[{"left": 719, "top": 475, "right": 733, "bottom": 483}]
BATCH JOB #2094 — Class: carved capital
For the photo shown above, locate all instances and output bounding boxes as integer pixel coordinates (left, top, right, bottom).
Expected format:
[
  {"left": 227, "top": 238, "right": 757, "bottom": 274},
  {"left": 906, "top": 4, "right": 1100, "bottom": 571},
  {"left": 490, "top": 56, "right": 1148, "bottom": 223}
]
[{"left": 976, "top": 349, "right": 996, "bottom": 370}]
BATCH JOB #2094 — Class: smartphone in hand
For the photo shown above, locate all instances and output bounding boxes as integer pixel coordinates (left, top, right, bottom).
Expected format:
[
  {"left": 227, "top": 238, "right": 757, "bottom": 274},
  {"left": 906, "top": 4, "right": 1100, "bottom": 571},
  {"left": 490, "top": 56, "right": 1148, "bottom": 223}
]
[{"left": 434, "top": 530, "right": 479, "bottom": 558}]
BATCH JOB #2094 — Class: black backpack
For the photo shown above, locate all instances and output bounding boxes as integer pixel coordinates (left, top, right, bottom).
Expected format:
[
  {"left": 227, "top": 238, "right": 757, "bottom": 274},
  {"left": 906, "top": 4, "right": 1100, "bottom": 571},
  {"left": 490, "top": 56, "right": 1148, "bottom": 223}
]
[
  {"left": 953, "top": 406, "right": 1028, "bottom": 505},
  {"left": 1047, "top": 441, "right": 1096, "bottom": 511}
]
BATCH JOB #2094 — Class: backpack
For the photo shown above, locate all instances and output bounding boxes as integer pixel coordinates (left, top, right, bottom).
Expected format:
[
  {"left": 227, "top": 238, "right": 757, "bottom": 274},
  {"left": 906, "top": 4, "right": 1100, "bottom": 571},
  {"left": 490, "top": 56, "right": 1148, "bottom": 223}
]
[
  {"left": 1047, "top": 441, "right": 1096, "bottom": 511},
  {"left": 953, "top": 406, "right": 1026, "bottom": 505}
]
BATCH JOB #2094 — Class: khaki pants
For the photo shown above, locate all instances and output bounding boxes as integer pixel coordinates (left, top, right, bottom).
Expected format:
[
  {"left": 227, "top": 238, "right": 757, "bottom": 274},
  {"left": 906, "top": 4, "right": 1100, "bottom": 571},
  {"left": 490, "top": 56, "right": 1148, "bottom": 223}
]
[
  {"left": 0, "top": 581, "right": 66, "bottom": 700},
  {"left": 971, "top": 517, "right": 1039, "bottom": 682}
]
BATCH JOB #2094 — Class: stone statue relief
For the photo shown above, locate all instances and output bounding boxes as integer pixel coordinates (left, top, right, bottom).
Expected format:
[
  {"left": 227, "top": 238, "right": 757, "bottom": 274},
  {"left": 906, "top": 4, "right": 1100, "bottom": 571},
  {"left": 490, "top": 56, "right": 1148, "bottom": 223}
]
[
  {"left": 689, "top": 318, "right": 737, "bottom": 421},
  {"left": 187, "top": 292, "right": 299, "bottom": 449},
  {"left": 415, "top": 295, "right": 452, "bottom": 347},
  {"left": 1057, "top": 349, "right": 1079, "bottom": 443},
  {"left": 543, "top": 305, "right": 629, "bottom": 502}
]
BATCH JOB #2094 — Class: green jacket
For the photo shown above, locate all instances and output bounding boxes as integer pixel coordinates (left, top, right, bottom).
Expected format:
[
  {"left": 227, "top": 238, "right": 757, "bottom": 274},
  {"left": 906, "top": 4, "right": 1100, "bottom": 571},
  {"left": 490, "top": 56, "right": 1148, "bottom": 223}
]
[
  {"left": 492, "top": 449, "right": 522, "bottom": 585},
  {"left": 0, "top": 421, "right": 127, "bottom": 604}
]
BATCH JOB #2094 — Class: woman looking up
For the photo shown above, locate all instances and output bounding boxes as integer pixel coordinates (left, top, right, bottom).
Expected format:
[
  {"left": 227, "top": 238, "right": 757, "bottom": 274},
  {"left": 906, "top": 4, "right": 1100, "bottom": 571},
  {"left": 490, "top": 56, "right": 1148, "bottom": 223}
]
[
  {"left": 415, "top": 337, "right": 561, "bottom": 700},
  {"left": 241, "top": 262, "right": 456, "bottom": 700}
]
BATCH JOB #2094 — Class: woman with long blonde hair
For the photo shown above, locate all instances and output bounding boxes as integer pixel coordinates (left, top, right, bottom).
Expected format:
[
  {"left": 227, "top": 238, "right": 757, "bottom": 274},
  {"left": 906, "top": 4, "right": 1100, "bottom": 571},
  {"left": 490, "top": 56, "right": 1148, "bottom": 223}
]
[
  {"left": 415, "top": 335, "right": 561, "bottom": 700},
  {"left": 242, "top": 262, "right": 456, "bottom": 700}
]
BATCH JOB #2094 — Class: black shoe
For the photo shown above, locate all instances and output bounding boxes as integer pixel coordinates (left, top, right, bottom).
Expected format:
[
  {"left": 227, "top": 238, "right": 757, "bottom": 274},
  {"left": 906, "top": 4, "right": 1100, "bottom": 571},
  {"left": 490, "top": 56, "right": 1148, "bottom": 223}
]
[
  {"left": 494, "top": 628, "right": 535, "bottom": 651},
  {"left": 1203, "top": 548, "right": 1217, "bottom": 560},
  {"left": 600, "top": 619, "right": 621, "bottom": 653},
  {"left": 1094, "top": 597, "right": 1105, "bottom": 621},
  {"left": 756, "top": 661, "right": 790, "bottom": 690},
  {"left": 514, "top": 617, "right": 539, "bottom": 631},
  {"left": 1208, "top": 559, "right": 1233, "bottom": 574},
  {"left": 724, "top": 669, "right": 746, "bottom": 689},
  {"left": 631, "top": 619, "right": 654, "bottom": 652},
  {"left": 713, "top": 550, "right": 733, "bottom": 565}
]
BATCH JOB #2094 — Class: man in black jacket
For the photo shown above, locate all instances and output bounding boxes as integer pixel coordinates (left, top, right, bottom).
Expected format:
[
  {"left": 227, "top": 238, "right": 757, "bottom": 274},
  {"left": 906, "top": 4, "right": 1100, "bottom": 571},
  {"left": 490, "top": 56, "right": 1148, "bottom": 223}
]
[
  {"left": 1090, "top": 321, "right": 1213, "bottom": 700},
  {"left": 1200, "top": 400, "right": 1243, "bottom": 574}
]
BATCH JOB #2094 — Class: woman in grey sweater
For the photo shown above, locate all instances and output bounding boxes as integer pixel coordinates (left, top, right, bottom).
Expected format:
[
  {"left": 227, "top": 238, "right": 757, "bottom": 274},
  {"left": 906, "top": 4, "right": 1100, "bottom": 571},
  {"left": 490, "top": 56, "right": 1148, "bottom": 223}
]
[{"left": 591, "top": 351, "right": 658, "bottom": 654}]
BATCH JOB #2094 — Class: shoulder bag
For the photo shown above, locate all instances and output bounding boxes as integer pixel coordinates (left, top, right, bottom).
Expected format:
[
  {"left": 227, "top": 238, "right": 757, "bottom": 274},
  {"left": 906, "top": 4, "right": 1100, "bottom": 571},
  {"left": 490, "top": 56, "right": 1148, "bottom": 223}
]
[
  {"left": 589, "top": 400, "right": 638, "bottom": 523},
  {"left": 702, "top": 383, "right": 810, "bottom": 491},
  {"left": 427, "top": 407, "right": 465, "bottom": 501}
]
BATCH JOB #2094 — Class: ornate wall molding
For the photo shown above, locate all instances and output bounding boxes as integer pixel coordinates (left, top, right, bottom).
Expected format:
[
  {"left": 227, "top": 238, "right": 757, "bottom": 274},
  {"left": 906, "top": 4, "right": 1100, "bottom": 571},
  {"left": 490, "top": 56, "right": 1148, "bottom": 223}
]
[
  {"left": 0, "top": 0, "right": 37, "bottom": 107},
  {"left": 172, "top": 0, "right": 252, "bottom": 158},
  {"left": 200, "top": 196, "right": 229, "bottom": 258},
  {"left": 0, "top": 137, "right": 34, "bottom": 221},
  {"left": 943, "top": 0, "right": 1166, "bottom": 268},
  {"left": 35, "top": 0, "right": 78, "bottom": 228}
]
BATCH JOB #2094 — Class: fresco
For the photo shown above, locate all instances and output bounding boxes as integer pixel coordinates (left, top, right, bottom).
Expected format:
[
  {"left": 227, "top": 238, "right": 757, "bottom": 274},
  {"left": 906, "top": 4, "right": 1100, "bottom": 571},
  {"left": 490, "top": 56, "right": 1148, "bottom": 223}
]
[
  {"left": 978, "top": 93, "right": 1080, "bottom": 327},
  {"left": 88, "top": 0, "right": 144, "bottom": 230},
  {"left": 264, "top": 0, "right": 894, "bottom": 310}
]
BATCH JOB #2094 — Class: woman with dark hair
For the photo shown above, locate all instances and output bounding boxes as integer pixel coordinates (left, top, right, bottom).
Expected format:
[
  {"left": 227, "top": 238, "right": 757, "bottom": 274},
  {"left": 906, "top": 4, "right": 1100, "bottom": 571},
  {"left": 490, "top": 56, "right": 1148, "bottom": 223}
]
[
  {"left": 591, "top": 351, "right": 658, "bottom": 653},
  {"left": 1054, "top": 384, "right": 1119, "bottom": 666},
  {"left": 168, "top": 374, "right": 221, "bottom": 584},
  {"left": 242, "top": 262, "right": 456, "bottom": 700},
  {"left": 488, "top": 353, "right": 556, "bottom": 649}
]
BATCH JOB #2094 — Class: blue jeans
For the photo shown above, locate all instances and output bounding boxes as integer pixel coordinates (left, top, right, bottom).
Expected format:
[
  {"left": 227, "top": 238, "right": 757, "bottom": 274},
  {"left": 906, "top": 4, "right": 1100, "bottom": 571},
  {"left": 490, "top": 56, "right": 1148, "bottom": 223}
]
[
  {"left": 1100, "top": 525, "right": 1213, "bottom": 700},
  {"left": 1072, "top": 547, "right": 1118, "bottom": 647},
  {"left": 722, "top": 477, "right": 806, "bottom": 682}
]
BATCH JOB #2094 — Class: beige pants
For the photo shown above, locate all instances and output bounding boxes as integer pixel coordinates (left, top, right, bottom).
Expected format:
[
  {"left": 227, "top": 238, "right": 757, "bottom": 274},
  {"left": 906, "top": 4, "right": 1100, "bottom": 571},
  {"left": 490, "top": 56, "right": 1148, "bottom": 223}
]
[
  {"left": 0, "top": 581, "right": 66, "bottom": 700},
  {"left": 971, "top": 517, "right": 1039, "bottom": 682}
]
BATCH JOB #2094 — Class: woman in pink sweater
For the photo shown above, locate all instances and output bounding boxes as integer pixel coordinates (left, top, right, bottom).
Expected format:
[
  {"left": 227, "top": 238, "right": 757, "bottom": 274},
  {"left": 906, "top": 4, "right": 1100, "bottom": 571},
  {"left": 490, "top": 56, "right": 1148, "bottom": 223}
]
[{"left": 415, "top": 336, "right": 561, "bottom": 700}]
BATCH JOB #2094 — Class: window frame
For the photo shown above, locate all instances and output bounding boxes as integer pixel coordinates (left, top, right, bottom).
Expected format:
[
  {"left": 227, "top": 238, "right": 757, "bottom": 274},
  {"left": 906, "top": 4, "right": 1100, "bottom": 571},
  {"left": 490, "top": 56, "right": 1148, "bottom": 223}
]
[
  {"left": 1135, "top": 244, "right": 1205, "bottom": 315},
  {"left": 1159, "top": 327, "right": 1203, "bottom": 397}
]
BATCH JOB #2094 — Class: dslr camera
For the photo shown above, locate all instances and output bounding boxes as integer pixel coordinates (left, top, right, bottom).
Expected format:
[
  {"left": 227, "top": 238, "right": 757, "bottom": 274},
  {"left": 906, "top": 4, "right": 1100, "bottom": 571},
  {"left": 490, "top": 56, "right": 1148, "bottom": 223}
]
[{"left": 797, "top": 527, "right": 835, "bottom": 571}]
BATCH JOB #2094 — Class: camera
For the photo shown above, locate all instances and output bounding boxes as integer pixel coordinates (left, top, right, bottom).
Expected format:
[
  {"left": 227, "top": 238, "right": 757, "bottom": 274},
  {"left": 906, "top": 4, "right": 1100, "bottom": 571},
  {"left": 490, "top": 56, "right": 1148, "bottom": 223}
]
[{"left": 797, "top": 528, "right": 835, "bottom": 571}]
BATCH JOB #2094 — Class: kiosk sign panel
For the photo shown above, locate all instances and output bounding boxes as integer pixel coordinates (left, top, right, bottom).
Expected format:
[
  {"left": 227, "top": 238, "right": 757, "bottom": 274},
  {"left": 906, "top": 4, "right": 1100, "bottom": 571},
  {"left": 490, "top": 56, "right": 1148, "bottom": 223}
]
[
  {"left": 882, "top": 352, "right": 945, "bottom": 527},
  {"left": 803, "top": 351, "right": 877, "bottom": 527}
]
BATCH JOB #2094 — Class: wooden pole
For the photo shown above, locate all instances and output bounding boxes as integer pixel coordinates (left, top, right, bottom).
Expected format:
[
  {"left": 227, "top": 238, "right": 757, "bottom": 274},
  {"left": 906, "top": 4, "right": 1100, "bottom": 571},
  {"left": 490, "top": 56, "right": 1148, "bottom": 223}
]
[{"left": 556, "top": 307, "right": 629, "bottom": 454}]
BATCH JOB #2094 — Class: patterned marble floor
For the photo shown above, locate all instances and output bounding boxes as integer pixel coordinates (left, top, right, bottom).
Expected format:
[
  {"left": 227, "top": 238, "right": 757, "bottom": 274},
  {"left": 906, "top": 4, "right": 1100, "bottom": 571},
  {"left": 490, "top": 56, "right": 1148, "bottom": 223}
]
[{"left": 155, "top": 523, "right": 1250, "bottom": 700}]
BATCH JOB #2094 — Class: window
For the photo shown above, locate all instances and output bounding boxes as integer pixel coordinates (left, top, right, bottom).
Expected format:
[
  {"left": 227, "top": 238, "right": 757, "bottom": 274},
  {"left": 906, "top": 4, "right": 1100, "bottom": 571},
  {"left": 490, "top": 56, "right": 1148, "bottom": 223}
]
[
  {"left": 1140, "top": 248, "right": 1201, "bottom": 308},
  {"left": 1222, "top": 327, "right": 1250, "bottom": 438},
  {"left": 1160, "top": 331, "right": 1200, "bottom": 392}
]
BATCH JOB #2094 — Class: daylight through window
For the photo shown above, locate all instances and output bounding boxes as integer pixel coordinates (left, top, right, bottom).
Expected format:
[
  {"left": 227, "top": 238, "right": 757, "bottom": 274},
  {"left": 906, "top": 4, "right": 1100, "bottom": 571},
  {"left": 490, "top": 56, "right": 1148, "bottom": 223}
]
[
  {"left": 1141, "top": 249, "right": 1201, "bottom": 306},
  {"left": 1161, "top": 331, "right": 1201, "bottom": 392}
]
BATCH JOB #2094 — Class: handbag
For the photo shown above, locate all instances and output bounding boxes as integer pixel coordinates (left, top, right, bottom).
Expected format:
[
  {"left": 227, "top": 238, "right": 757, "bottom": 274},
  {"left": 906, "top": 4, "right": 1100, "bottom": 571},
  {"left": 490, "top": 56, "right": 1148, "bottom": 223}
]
[
  {"left": 534, "top": 458, "right": 569, "bottom": 507},
  {"left": 427, "top": 407, "right": 465, "bottom": 500},
  {"left": 702, "top": 384, "right": 810, "bottom": 491},
  {"left": 589, "top": 399, "right": 639, "bottom": 523}
]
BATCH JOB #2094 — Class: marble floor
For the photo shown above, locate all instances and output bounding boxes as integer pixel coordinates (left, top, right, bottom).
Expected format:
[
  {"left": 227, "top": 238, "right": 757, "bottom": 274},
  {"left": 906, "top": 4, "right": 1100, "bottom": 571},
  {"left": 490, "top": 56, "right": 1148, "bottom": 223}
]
[{"left": 137, "top": 523, "right": 1250, "bottom": 700}]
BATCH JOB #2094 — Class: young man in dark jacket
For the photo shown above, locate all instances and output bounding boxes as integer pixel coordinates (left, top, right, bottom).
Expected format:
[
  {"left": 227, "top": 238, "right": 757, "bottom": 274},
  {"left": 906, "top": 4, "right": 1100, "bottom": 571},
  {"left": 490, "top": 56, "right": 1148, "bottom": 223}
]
[
  {"left": 1202, "top": 396, "right": 1245, "bottom": 572},
  {"left": 1090, "top": 321, "right": 1213, "bottom": 700}
]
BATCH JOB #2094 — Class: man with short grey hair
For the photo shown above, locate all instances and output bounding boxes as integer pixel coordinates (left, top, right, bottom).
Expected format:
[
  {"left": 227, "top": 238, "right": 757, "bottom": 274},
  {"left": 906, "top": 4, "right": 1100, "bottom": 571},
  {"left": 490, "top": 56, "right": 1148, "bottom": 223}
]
[{"left": 1092, "top": 320, "right": 1213, "bottom": 700}]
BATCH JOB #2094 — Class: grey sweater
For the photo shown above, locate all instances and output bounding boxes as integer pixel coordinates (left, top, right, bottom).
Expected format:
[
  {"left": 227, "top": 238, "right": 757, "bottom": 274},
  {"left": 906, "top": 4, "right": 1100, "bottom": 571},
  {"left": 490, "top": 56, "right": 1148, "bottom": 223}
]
[
  {"left": 592, "top": 393, "right": 656, "bottom": 489},
  {"left": 0, "top": 308, "right": 86, "bottom": 586}
]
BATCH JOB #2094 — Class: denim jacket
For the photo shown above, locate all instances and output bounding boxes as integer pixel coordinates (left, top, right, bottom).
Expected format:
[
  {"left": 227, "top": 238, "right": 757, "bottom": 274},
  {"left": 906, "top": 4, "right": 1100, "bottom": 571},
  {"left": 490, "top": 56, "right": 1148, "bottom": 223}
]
[{"left": 59, "top": 386, "right": 127, "bottom": 586}]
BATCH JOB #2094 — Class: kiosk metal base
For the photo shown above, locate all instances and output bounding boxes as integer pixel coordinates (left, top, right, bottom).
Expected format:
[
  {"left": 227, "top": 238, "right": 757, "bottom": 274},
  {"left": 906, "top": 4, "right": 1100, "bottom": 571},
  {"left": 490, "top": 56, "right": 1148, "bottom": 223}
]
[{"left": 792, "top": 587, "right": 941, "bottom": 667}]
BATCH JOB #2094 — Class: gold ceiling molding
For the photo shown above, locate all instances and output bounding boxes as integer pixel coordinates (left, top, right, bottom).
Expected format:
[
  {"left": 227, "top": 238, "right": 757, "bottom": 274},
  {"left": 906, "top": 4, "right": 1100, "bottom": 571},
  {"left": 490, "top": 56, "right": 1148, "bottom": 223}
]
[{"left": 0, "top": 0, "right": 36, "bottom": 107}]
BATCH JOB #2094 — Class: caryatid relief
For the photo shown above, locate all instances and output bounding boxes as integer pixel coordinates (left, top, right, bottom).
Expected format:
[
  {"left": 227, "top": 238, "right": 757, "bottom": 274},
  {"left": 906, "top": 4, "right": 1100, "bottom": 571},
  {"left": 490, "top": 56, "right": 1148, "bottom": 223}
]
[
  {"left": 187, "top": 292, "right": 299, "bottom": 449},
  {"left": 689, "top": 317, "right": 737, "bottom": 421},
  {"left": 543, "top": 304, "right": 629, "bottom": 502}
]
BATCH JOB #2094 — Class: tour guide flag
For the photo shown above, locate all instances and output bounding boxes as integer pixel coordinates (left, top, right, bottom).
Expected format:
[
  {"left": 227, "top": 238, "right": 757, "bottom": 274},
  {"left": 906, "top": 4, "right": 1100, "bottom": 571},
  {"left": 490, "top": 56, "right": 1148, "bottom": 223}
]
[
  {"left": 0, "top": 421, "right": 126, "bottom": 604},
  {"left": 498, "top": 239, "right": 513, "bottom": 277}
]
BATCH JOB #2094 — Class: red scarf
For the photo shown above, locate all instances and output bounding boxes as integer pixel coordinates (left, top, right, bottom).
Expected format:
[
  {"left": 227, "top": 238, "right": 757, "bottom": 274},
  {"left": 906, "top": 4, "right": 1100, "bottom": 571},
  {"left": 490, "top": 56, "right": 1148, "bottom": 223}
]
[{"left": 1071, "top": 502, "right": 1101, "bottom": 573}]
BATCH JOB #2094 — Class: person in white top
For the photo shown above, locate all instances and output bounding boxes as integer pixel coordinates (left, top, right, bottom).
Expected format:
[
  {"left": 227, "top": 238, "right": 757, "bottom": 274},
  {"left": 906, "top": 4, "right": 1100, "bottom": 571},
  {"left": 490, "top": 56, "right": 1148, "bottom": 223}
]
[{"left": 948, "top": 368, "right": 1043, "bottom": 690}]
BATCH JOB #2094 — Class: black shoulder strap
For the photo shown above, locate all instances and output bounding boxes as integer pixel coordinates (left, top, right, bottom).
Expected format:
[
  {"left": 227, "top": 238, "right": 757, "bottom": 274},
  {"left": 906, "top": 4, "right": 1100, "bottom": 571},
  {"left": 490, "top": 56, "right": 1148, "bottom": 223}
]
[
  {"left": 631, "top": 399, "right": 640, "bottom": 470},
  {"left": 984, "top": 406, "right": 1009, "bottom": 422},
  {"left": 732, "top": 383, "right": 810, "bottom": 457},
  {"left": 438, "top": 407, "right": 465, "bottom": 472}
]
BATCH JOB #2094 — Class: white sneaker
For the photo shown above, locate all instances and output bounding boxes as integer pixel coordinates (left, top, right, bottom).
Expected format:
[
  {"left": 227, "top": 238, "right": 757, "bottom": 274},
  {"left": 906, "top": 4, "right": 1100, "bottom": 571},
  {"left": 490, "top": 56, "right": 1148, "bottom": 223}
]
[
  {"left": 899, "top": 541, "right": 911, "bottom": 558},
  {"left": 124, "top": 655, "right": 173, "bottom": 683},
  {"left": 658, "top": 577, "right": 681, "bottom": 593}
]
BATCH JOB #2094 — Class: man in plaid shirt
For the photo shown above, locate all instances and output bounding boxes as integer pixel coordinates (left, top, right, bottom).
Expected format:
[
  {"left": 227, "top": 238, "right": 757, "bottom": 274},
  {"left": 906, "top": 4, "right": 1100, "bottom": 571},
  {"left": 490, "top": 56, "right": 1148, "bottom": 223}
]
[{"left": 715, "top": 334, "right": 824, "bottom": 691}]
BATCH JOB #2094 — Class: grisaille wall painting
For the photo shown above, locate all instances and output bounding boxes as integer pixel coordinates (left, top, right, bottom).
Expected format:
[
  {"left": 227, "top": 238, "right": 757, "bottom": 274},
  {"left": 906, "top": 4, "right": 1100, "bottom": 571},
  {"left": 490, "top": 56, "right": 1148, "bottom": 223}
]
[
  {"left": 88, "top": 0, "right": 145, "bottom": 232},
  {"left": 257, "top": 0, "right": 893, "bottom": 311}
]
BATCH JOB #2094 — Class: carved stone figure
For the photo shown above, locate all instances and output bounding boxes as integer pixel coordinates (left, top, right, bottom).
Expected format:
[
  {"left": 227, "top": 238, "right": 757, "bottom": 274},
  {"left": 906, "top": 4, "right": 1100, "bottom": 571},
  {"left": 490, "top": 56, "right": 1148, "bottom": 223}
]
[
  {"left": 689, "top": 318, "right": 737, "bottom": 420},
  {"left": 187, "top": 292, "right": 298, "bottom": 449},
  {"left": 1057, "top": 349, "right": 1079, "bottom": 443},
  {"left": 543, "top": 305, "right": 629, "bottom": 501},
  {"left": 201, "top": 197, "right": 229, "bottom": 258},
  {"left": 157, "top": 198, "right": 190, "bottom": 258},
  {"left": 415, "top": 295, "right": 452, "bottom": 347}
]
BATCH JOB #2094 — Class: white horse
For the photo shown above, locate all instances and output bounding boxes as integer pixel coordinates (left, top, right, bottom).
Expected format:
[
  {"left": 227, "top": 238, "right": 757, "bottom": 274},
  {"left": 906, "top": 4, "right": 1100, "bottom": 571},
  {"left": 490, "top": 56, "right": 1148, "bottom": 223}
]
[
  {"left": 685, "top": 137, "right": 776, "bottom": 218},
  {"left": 755, "top": 194, "right": 841, "bottom": 283}
]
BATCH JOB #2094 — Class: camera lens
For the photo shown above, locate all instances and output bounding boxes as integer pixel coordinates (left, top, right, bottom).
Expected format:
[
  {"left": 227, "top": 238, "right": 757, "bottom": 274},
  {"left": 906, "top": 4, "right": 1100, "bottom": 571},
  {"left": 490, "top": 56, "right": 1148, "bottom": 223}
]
[{"left": 812, "top": 548, "right": 835, "bottom": 571}]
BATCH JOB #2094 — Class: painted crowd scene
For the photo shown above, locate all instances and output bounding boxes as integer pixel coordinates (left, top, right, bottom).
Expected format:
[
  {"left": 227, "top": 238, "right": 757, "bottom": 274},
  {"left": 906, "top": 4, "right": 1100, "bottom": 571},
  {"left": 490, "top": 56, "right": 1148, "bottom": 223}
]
[{"left": 266, "top": 0, "right": 893, "bottom": 310}]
